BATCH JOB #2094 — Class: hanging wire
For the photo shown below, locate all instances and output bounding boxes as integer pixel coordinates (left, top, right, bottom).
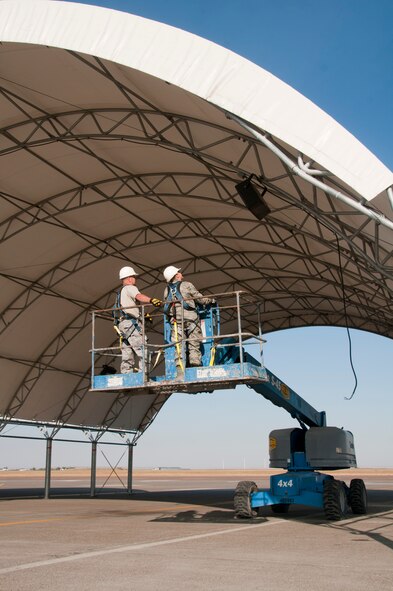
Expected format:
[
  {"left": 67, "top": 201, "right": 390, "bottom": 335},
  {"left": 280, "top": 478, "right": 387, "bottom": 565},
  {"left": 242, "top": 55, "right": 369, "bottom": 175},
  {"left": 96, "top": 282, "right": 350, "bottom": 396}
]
[{"left": 335, "top": 235, "right": 358, "bottom": 400}]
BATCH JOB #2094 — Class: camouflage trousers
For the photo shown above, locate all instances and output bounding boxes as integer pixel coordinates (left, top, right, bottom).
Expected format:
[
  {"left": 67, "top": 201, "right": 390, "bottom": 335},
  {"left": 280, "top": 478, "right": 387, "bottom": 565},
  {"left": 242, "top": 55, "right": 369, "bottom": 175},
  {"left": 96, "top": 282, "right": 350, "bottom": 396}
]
[
  {"left": 119, "top": 318, "right": 145, "bottom": 374},
  {"left": 171, "top": 317, "right": 203, "bottom": 368}
]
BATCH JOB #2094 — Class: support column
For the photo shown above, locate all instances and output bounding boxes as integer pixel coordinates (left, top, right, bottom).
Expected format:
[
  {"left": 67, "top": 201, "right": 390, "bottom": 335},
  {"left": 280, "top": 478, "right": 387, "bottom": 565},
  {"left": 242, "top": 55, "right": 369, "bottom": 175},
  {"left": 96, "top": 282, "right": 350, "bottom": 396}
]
[
  {"left": 44, "top": 438, "right": 52, "bottom": 499},
  {"left": 90, "top": 440, "right": 97, "bottom": 498},
  {"left": 127, "top": 444, "right": 134, "bottom": 494}
]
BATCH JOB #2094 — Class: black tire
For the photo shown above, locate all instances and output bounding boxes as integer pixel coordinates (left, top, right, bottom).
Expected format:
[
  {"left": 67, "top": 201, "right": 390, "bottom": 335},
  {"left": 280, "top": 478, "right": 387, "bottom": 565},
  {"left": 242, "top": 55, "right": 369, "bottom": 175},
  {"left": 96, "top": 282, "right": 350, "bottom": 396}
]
[
  {"left": 234, "top": 480, "right": 258, "bottom": 519},
  {"left": 323, "top": 478, "right": 348, "bottom": 521},
  {"left": 349, "top": 479, "right": 367, "bottom": 514},
  {"left": 271, "top": 503, "right": 290, "bottom": 514}
]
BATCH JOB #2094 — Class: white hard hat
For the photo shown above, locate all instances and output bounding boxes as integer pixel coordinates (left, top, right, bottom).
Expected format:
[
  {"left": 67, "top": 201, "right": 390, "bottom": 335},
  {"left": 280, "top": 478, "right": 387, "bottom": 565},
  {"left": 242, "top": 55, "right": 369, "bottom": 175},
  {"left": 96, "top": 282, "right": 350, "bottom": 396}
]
[
  {"left": 163, "top": 265, "right": 181, "bottom": 283},
  {"left": 119, "top": 266, "right": 138, "bottom": 280}
]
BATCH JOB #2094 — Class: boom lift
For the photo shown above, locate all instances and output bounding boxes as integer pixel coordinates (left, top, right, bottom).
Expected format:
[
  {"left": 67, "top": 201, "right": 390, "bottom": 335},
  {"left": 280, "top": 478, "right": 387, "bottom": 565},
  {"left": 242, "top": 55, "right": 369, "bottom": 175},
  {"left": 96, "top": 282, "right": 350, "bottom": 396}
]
[{"left": 90, "top": 291, "right": 367, "bottom": 521}]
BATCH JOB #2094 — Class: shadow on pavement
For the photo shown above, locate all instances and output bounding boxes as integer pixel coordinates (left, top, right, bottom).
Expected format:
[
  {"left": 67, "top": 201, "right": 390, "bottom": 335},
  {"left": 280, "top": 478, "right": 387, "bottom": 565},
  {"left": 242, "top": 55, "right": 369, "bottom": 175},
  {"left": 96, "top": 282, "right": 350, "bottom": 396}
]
[{"left": 2, "top": 486, "right": 392, "bottom": 521}]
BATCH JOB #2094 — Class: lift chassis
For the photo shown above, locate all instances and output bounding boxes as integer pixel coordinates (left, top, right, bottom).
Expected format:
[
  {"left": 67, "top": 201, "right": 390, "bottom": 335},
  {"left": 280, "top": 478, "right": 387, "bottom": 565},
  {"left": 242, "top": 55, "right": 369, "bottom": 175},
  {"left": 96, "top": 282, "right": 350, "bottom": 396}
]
[
  {"left": 234, "top": 377, "right": 367, "bottom": 521},
  {"left": 234, "top": 426, "right": 367, "bottom": 521},
  {"left": 90, "top": 290, "right": 367, "bottom": 521}
]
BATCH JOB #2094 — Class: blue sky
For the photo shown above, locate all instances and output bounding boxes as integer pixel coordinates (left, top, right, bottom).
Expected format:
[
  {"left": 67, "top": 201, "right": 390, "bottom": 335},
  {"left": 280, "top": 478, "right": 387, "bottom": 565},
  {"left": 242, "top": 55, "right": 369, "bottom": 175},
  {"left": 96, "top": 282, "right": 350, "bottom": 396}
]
[{"left": 2, "top": 0, "right": 392, "bottom": 469}]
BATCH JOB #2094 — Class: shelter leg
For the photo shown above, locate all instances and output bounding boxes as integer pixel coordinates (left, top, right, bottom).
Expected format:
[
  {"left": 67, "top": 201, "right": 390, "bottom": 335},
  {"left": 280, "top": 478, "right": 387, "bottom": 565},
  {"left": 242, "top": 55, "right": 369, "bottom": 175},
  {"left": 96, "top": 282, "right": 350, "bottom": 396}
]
[
  {"left": 127, "top": 444, "right": 134, "bottom": 494},
  {"left": 90, "top": 440, "right": 97, "bottom": 498},
  {"left": 44, "top": 438, "right": 52, "bottom": 499}
]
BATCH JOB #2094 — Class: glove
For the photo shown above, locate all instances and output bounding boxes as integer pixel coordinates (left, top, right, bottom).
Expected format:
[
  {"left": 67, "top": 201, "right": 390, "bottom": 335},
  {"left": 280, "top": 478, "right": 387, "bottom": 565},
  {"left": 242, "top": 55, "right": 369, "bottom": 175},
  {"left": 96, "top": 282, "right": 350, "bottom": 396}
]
[
  {"left": 151, "top": 298, "right": 162, "bottom": 308},
  {"left": 144, "top": 313, "right": 153, "bottom": 324}
]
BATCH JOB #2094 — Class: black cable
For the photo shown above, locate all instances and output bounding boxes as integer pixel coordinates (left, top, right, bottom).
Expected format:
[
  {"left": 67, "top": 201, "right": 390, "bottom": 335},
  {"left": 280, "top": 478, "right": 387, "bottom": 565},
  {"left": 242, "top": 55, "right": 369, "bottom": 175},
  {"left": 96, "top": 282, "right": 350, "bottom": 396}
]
[{"left": 335, "top": 235, "right": 358, "bottom": 400}]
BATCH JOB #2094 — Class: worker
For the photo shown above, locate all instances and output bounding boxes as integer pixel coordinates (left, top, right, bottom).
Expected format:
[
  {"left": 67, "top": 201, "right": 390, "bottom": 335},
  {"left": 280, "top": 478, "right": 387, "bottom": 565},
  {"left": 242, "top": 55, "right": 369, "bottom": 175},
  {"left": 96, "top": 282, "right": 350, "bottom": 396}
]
[
  {"left": 163, "top": 266, "right": 214, "bottom": 374},
  {"left": 116, "top": 266, "right": 162, "bottom": 374}
]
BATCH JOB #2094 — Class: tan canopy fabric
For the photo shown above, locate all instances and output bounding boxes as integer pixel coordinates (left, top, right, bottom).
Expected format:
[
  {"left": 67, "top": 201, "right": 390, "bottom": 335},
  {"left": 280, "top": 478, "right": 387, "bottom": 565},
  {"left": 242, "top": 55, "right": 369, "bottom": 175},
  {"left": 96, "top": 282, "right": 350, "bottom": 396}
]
[{"left": 0, "top": 1, "right": 392, "bottom": 439}]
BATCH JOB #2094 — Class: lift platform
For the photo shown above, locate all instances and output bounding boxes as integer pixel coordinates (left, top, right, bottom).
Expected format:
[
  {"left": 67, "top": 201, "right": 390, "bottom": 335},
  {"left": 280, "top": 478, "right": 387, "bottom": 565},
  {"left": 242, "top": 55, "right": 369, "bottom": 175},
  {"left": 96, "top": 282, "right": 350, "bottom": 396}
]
[
  {"left": 90, "top": 291, "right": 269, "bottom": 396},
  {"left": 93, "top": 362, "right": 267, "bottom": 395},
  {"left": 90, "top": 289, "right": 366, "bottom": 520}
]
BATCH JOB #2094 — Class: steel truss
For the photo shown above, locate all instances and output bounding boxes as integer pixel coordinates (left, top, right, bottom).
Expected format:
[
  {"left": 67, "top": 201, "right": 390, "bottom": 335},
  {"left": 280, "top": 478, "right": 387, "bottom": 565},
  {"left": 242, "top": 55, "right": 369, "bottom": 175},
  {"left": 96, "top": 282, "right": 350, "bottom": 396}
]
[
  {"left": 1, "top": 48, "right": 392, "bottom": 438},
  {"left": 0, "top": 418, "right": 137, "bottom": 498}
]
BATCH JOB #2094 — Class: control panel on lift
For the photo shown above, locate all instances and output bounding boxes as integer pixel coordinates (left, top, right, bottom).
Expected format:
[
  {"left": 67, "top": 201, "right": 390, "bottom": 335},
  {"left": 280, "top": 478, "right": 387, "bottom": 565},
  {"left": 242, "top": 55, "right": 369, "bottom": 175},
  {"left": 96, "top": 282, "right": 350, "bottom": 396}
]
[{"left": 90, "top": 291, "right": 268, "bottom": 395}]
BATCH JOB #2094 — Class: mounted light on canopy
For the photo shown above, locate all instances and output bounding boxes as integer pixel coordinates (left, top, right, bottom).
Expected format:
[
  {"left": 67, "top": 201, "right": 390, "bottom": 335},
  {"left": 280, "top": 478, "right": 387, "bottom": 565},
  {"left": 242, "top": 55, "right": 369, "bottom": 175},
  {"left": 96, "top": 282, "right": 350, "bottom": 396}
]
[{"left": 235, "top": 176, "right": 271, "bottom": 220}]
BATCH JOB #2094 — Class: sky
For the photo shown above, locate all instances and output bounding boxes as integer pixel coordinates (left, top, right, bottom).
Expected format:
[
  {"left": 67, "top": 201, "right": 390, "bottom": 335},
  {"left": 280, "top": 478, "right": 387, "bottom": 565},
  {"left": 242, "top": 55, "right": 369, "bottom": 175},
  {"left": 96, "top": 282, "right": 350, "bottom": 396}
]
[{"left": 2, "top": 0, "right": 393, "bottom": 471}]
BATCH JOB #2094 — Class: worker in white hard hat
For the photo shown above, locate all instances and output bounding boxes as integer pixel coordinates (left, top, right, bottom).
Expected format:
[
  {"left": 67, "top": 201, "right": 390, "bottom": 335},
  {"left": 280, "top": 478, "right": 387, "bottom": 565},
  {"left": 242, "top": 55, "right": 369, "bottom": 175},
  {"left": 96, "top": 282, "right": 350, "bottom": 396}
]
[
  {"left": 116, "top": 265, "right": 162, "bottom": 374},
  {"left": 163, "top": 266, "right": 214, "bottom": 373}
]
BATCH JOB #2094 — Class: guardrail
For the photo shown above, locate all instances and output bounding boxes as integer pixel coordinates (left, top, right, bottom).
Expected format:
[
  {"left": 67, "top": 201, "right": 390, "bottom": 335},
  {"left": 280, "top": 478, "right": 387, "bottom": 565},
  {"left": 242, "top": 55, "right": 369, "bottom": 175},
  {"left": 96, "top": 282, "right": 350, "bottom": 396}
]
[{"left": 90, "top": 290, "right": 266, "bottom": 387}]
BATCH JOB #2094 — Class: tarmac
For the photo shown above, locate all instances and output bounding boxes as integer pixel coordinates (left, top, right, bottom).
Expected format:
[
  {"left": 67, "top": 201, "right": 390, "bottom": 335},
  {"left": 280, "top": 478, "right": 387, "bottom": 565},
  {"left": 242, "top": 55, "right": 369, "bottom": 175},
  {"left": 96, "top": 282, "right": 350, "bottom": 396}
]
[{"left": 0, "top": 468, "right": 392, "bottom": 590}]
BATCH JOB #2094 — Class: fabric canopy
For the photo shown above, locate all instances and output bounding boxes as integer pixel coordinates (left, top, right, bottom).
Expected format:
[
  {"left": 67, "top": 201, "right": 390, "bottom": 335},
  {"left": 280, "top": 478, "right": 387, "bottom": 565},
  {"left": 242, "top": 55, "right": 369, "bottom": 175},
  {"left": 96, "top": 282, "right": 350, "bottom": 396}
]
[{"left": 0, "top": 1, "right": 392, "bottom": 439}]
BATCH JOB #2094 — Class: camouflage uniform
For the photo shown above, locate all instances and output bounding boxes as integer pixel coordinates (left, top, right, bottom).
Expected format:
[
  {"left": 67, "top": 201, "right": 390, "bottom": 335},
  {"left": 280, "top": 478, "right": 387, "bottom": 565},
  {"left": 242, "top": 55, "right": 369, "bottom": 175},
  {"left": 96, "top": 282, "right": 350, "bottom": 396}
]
[
  {"left": 164, "top": 281, "right": 213, "bottom": 368},
  {"left": 119, "top": 284, "right": 143, "bottom": 373}
]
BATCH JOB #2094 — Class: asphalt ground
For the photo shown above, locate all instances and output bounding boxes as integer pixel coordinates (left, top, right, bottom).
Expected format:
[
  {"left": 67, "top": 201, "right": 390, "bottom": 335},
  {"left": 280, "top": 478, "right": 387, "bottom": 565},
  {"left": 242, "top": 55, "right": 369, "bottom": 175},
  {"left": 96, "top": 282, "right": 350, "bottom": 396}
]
[{"left": 0, "top": 469, "right": 392, "bottom": 591}]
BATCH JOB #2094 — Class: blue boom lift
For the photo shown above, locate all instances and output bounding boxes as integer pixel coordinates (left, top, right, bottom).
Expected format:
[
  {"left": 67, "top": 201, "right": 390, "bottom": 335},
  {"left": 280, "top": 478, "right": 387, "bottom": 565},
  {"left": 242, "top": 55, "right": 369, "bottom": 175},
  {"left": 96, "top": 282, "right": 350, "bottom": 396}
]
[{"left": 91, "top": 291, "right": 367, "bottom": 521}]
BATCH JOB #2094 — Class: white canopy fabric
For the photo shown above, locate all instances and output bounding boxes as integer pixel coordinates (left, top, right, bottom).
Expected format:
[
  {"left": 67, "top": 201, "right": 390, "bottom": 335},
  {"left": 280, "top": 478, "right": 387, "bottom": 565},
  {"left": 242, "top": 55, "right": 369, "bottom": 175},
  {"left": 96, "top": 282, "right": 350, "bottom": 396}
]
[{"left": 0, "top": 1, "right": 392, "bottom": 438}]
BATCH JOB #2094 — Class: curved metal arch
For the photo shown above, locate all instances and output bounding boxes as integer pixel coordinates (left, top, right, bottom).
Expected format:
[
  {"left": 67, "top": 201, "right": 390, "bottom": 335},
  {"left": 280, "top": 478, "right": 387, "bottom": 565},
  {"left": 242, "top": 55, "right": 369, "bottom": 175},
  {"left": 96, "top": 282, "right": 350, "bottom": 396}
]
[
  {"left": 3, "top": 117, "right": 392, "bottom": 290},
  {"left": 0, "top": 106, "right": 252, "bottom": 151},
  {"left": 2, "top": 101, "right": 382, "bottom": 215},
  {"left": 0, "top": 215, "right": 259, "bottom": 331},
  {"left": 4, "top": 236, "right": 391, "bottom": 431},
  {"left": 2, "top": 101, "right": 392, "bottom": 287},
  {"left": 4, "top": 238, "right": 392, "bottom": 427},
  {"left": 8, "top": 298, "right": 387, "bottom": 436},
  {"left": 3, "top": 173, "right": 392, "bottom": 342},
  {"left": 48, "top": 286, "right": 388, "bottom": 437},
  {"left": 4, "top": 201, "right": 388, "bottom": 338},
  {"left": 1, "top": 53, "right": 392, "bottom": 407},
  {"left": 0, "top": 171, "right": 238, "bottom": 243},
  {"left": 2, "top": 132, "right": 391, "bottom": 289},
  {"left": 3, "top": 44, "right": 391, "bottom": 246},
  {"left": 0, "top": 27, "right": 392, "bottom": 442},
  {"left": 0, "top": 105, "right": 275, "bottom": 189}
]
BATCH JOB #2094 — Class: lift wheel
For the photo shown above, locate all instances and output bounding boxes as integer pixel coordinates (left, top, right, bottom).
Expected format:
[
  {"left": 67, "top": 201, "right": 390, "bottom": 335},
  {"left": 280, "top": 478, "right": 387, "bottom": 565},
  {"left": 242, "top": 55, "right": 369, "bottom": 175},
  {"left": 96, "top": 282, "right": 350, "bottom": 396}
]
[
  {"left": 323, "top": 479, "right": 349, "bottom": 521},
  {"left": 234, "top": 480, "right": 258, "bottom": 519},
  {"left": 349, "top": 479, "right": 367, "bottom": 514}
]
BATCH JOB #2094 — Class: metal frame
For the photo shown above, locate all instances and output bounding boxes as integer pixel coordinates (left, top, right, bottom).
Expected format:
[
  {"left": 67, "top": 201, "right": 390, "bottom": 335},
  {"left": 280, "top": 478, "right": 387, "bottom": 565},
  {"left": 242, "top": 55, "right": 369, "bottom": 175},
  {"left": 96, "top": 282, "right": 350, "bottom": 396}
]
[
  {"left": 0, "top": 418, "right": 137, "bottom": 498},
  {"left": 1, "top": 49, "right": 393, "bottom": 438},
  {"left": 91, "top": 290, "right": 266, "bottom": 386}
]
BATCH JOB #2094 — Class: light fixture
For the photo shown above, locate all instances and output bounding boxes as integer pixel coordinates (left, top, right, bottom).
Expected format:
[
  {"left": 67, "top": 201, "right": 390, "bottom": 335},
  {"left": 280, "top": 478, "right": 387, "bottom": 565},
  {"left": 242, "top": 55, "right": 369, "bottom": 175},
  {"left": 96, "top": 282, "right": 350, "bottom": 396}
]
[{"left": 235, "top": 176, "right": 270, "bottom": 220}]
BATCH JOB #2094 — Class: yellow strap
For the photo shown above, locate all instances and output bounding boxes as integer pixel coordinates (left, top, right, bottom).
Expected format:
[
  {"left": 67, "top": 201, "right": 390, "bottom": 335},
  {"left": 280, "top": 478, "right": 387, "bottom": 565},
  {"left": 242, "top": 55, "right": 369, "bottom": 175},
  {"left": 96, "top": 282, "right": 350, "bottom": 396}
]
[
  {"left": 209, "top": 343, "right": 216, "bottom": 366},
  {"left": 172, "top": 320, "right": 184, "bottom": 371},
  {"left": 113, "top": 324, "right": 122, "bottom": 345}
]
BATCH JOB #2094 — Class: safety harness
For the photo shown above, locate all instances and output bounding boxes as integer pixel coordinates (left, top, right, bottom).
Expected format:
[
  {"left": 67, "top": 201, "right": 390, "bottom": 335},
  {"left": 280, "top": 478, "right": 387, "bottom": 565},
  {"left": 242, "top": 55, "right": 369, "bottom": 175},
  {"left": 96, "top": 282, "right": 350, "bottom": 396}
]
[
  {"left": 163, "top": 281, "right": 195, "bottom": 371},
  {"left": 163, "top": 281, "right": 194, "bottom": 316},
  {"left": 112, "top": 289, "right": 141, "bottom": 345}
]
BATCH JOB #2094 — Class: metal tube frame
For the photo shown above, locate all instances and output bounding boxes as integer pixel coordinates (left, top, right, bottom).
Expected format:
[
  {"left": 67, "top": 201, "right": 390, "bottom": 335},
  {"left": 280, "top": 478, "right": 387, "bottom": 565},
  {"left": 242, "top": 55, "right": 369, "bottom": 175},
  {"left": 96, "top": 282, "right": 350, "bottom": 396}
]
[
  {"left": 141, "top": 303, "right": 146, "bottom": 385},
  {"left": 90, "top": 440, "right": 97, "bottom": 497},
  {"left": 127, "top": 444, "right": 134, "bottom": 494},
  {"left": 44, "top": 437, "right": 52, "bottom": 499},
  {"left": 181, "top": 304, "right": 186, "bottom": 371},
  {"left": 91, "top": 290, "right": 267, "bottom": 380},
  {"left": 257, "top": 302, "right": 264, "bottom": 364},
  {"left": 236, "top": 291, "right": 244, "bottom": 372},
  {"left": 229, "top": 112, "right": 393, "bottom": 232},
  {"left": 91, "top": 311, "right": 96, "bottom": 389}
]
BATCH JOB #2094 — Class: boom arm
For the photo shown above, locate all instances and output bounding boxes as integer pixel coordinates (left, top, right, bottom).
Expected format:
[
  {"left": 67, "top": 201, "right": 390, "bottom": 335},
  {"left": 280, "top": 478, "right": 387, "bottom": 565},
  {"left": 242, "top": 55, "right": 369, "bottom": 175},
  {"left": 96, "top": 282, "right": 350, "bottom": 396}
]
[{"left": 249, "top": 367, "right": 326, "bottom": 428}]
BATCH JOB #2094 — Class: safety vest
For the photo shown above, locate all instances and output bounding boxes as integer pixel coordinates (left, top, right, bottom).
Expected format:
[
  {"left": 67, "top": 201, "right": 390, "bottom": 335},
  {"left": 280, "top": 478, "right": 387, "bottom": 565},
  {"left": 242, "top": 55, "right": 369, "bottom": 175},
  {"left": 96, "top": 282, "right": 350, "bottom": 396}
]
[{"left": 163, "top": 281, "right": 193, "bottom": 317}]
